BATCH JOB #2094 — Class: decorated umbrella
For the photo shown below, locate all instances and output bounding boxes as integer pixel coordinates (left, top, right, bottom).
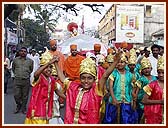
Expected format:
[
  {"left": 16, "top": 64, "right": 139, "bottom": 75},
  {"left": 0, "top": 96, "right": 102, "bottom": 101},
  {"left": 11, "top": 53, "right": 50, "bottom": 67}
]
[
  {"left": 67, "top": 22, "right": 78, "bottom": 32},
  {"left": 67, "top": 22, "right": 79, "bottom": 37}
]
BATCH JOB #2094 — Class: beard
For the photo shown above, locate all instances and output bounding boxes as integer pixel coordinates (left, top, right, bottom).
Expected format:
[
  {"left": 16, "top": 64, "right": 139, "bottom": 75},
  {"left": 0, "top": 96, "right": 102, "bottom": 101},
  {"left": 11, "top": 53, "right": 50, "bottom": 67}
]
[{"left": 51, "top": 47, "right": 56, "bottom": 51}]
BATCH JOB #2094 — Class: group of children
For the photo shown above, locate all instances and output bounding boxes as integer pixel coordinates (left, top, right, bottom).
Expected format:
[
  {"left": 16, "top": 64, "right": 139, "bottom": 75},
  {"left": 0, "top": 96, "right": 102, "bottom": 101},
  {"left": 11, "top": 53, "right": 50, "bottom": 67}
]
[
  {"left": 102, "top": 48, "right": 164, "bottom": 124},
  {"left": 23, "top": 44, "right": 164, "bottom": 124}
]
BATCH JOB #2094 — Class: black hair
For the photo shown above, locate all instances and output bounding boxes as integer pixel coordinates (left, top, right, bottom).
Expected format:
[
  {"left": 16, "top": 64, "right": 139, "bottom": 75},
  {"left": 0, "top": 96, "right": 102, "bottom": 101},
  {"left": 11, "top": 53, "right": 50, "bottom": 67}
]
[
  {"left": 151, "top": 44, "right": 160, "bottom": 51},
  {"left": 159, "top": 45, "right": 164, "bottom": 49},
  {"left": 144, "top": 47, "right": 148, "bottom": 52},
  {"left": 20, "top": 47, "right": 27, "bottom": 52}
]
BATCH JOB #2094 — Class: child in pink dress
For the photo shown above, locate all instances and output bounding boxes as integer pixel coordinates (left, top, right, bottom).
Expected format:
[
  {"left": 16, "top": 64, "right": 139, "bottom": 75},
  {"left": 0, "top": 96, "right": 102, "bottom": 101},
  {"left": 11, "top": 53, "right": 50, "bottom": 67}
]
[{"left": 142, "top": 56, "right": 164, "bottom": 124}]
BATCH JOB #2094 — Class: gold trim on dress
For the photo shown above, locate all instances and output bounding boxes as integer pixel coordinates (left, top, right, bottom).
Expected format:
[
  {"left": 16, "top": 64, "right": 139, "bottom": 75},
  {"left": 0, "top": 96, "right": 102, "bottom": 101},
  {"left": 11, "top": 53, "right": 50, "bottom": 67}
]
[
  {"left": 30, "top": 116, "right": 51, "bottom": 120},
  {"left": 143, "top": 85, "right": 152, "bottom": 96},
  {"left": 95, "top": 82, "right": 104, "bottom": 97},
  {"left": 73, "top": 88, "right": 87, "bottom": 124},
  {"left": 46, "top": 78, "right": 51, "bottom": 120},
  {"left": 54, "top": 83, "right": 58, "bottom": 90},
  {"left": 131, "top": 74, "right": 136, "bottom": 88},
  {"left": 31, "top": 109, "right": 35, "bottom": 118},
  {"left": 109, "top": 74, "right": 114, "bottom": 81},
  {"left": 63, "top": 78, "right": 70, "bottom": 89},
  {"left": 120, "top": 74, "right": 126, "bottom": 102},
  {"left": 135, "top": 80, "right": 142, "bottom": 89}
]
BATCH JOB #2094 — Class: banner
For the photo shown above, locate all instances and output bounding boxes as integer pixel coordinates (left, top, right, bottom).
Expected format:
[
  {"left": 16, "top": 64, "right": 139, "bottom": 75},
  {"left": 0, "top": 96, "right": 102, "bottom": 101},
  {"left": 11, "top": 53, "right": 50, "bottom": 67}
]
[
  {"left": 116, "top": 5, "right": 144, "bottom": 43},
  {"left": 7, "top": 29, "right": 18, "bottom": 45}
]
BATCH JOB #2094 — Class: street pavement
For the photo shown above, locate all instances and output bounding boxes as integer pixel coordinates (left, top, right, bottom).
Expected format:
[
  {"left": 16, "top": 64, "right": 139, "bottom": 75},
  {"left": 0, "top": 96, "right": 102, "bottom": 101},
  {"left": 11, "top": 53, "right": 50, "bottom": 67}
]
[{"left": 3, "top": 77, "right": 65, "bottom": 125}]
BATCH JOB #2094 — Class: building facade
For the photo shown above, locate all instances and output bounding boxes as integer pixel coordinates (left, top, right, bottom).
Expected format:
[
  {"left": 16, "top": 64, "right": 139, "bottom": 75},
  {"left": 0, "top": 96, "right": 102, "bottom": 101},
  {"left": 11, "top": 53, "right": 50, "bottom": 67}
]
[{"left": 98, "top": 3, "right": 165, "bottom": 47}]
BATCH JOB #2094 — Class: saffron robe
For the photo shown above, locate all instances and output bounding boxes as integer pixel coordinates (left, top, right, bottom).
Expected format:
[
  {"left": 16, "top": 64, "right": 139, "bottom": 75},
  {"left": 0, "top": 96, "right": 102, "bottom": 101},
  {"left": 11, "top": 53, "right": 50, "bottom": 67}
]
[{"left": 64, "top": 54, "right": 84, "bottom": 82}]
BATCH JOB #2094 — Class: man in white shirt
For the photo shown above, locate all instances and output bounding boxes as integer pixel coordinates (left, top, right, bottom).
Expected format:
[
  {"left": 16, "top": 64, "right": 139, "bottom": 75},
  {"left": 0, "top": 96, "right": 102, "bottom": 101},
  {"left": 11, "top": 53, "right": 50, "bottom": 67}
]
[
  {"left": 27, "top": 49, "right": 40, "bottom": 84},
  {"left": 148, "top": 44, "right": 160, "bottom": 77}
]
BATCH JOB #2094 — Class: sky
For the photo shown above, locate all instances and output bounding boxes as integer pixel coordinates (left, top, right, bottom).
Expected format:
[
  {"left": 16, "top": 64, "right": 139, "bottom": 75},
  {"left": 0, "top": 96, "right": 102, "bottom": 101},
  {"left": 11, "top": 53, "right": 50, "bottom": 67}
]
[
  {"left": 56, "top": 3, "right": 112, "bottom": 30},
  {"left": 23, "top": 3, "right": 112, "bottom": 31}
]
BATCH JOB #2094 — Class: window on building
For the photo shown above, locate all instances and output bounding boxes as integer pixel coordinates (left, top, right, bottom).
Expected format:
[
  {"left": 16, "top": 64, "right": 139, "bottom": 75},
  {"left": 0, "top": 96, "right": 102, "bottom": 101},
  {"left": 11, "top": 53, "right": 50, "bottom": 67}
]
[{"left": 145, "top": 5, "right": 152, "bottom": 17}]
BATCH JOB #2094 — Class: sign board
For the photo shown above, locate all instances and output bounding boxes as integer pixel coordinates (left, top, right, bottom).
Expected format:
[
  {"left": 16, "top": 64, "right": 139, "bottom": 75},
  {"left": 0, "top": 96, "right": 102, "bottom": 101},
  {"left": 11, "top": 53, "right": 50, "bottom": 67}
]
[
  {"left": 116, "top": 5, "right": 144, "bottom": 43},
  {"left": 7, "top": 29, "right": 18, "bottom": 45}
]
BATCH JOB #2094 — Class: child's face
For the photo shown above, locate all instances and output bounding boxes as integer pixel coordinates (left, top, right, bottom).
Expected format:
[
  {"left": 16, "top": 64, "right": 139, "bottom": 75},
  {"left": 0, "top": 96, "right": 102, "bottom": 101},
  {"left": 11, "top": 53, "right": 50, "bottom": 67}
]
[
  {"left": 142, "top": 67, "right": 152, "bottom": 76},
  {"left": 80, "top": 73, "right": 95, "bottom": 90},
  {"left": 116, "top": 60, "right": 126, "bottom": 70},
  {"left": 128, "top": 64, "right": 136, "bottom": 71},
  {"left": 157, "top": 69, "right": 164, "bottom": 82},
  {"left": 43, "top": 65, "right": 53, "bottom": 77}
]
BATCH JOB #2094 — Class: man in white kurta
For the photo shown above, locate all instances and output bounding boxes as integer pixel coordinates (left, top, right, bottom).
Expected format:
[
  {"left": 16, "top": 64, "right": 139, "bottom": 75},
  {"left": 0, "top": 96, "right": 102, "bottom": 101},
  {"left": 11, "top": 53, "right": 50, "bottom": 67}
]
[
  {"left": 148, "top": 44, "right": 160, "bottom": 77},
  {"left": 27, "top": 49, "right": 40, "bottom": 84}
]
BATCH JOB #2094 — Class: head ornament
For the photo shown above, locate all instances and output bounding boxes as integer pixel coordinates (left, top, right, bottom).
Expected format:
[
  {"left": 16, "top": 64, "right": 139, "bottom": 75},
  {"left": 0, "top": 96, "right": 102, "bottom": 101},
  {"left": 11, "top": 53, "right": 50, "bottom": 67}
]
[{"left": 80, "top": 57, "right": 97, "bottom": 78}]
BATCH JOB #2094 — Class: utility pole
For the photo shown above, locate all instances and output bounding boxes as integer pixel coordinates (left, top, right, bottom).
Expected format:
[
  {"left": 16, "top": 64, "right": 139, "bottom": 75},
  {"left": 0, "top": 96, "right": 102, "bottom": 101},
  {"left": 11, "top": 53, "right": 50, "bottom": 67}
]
[
  {"left": 4, "top": 19, "right": 8, "bottom": 56},
  {"left": 17, "top": 12, "right": 23, "bottom": 49}
]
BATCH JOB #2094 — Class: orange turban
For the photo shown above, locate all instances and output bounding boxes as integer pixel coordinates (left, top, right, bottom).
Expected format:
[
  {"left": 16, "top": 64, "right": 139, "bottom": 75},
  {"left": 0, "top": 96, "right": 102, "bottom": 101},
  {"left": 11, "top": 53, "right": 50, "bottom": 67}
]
[
  {"left": 70, "top": 44, "right": 77, "bottom": 50},
  {"left": 49, "top": 39, "right": 57, "bottom": 46},
  {"left": 107, "top": 48, "right": 113, "bottom": 54},
  {"left": 94, "top": 44, "right": 101, "bottom": 51},
  {"left": 120, "top": 41, "right": 128, "bottom": 48}
]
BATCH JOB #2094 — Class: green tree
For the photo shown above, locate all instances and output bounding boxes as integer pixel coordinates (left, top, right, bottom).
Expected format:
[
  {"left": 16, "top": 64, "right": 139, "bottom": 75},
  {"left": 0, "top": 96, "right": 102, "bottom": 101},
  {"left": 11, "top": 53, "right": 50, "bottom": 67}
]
[
  {"left": 22, "top": 18, "right": 49, "bottom": 50},
  {"left": 35, "top": 9, "right": 59, "bottom": 32}
]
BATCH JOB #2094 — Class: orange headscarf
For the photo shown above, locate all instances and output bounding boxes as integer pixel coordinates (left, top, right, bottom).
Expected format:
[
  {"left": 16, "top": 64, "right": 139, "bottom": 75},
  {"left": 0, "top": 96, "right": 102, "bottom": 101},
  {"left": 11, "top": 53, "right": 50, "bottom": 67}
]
[
  {"left": 107, "top": 48, "right": 113, "bottom": 54},
  {"left": 49, "top": 39, "right": 57, "bottom": 46},
  {"left": 70, "top": 44, "right": 77, "bottom": 50},
  {"left": 94, "top": 44, "right": 101, "bottom": 52}
]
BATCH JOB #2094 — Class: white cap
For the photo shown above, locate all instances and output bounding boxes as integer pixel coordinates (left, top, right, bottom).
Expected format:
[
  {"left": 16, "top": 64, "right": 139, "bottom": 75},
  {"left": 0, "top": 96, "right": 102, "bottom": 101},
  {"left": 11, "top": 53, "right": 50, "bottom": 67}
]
[
  {"left": 96, "top": 54, "right": 105, "bottom": 63},
  {"left": 136, "top": 49, "right": 140, "bottom": 53},
  {"left": 86, "top": 52, "right": 96, "bottom": 59},
  {"left": 139, "top": 47, "right": 144, "bottom": 51}
]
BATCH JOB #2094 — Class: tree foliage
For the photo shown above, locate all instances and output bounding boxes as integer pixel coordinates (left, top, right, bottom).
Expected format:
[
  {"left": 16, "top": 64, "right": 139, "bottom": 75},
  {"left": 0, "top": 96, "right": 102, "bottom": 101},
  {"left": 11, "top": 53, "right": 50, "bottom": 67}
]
[
  {"left": 4, "top": 4, "right": 105, "bottom": 49},
  {"left": 35, "top": 4, "right": 105, "bottom": 16},
  {"left": 35, "top": 9, "right": 60, "bottom": 32},
  {"left": 22, "top": 18, "right": 49, "bottom": 50}
]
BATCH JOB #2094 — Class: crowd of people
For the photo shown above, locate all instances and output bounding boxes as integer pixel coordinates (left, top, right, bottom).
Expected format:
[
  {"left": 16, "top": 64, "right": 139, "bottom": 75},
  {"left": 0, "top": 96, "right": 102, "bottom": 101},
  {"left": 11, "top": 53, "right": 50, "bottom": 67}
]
[{"left": 4, "top": 39, "right": 164, "bottom": 124}]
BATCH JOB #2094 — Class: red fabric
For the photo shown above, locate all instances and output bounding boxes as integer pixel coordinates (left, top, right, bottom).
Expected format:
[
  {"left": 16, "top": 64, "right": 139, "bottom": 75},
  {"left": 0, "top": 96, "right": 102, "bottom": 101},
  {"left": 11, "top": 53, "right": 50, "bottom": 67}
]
[
  {"left": 97, "top": 65, "right": 105, "bottom": 80},
  {"left": 64, "top": 82, "right": 103, "bottom": 124},
  {"left": 67, "top": 22, "right": 78, "bottom": 32},
  {"left": 26, "top": 74, "right": 55, "bottom": 119},
  {"left": 144, "top": 81, "right": 163, "bottom": 124},
  {"left": 113, "top": 43, "right": 133, "bottom": 50},
  {"left": 78, "top": 50, "right": 94, "bottom": 57}
]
